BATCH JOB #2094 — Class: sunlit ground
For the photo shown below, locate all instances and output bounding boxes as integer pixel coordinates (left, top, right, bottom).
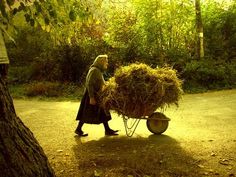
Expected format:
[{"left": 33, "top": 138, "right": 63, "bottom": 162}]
[{"left": 14, "top": 89, "right": 236, "bottom": 176}]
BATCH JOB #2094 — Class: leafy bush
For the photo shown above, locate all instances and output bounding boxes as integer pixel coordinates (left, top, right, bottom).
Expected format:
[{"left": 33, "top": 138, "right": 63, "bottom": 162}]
[
  {"left": 182, "top": 59, "right": 236, "bottom": 92},
  {"left": 28, "top": 55, "right": 63, "bottom": 82},
  {"left": 9, "top": 82, "right": 84, "bottom": 99},
  {"left": 8, "top": 66, "right": 33, "bottom": 84},
  {"left": 53, "top": 44, "right": 92, "bottom": 82},
  {"left": 25, "top": 82, "right": 62, "bottom": 97},
  {"left": 6, "top": 26, "right": 53, "bottom": 66},
  {"left": 203, "top": 2, "right": 236, "bottom": 61},
  {"left": 8, "top": 44, "right": 93, "bottom": 83}
]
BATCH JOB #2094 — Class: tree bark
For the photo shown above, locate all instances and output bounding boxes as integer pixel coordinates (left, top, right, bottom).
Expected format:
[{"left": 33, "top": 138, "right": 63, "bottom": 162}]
[
  {"left": 0, "top": 78, "right": 55, "bottom": 177},
  {"left": 195, "top": 0, "right": 204, "bottom": 59}
]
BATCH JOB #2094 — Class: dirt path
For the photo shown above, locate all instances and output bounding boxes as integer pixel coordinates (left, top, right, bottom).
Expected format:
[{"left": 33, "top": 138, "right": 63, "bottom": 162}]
[{"left": 13, "top": 89, "right": 236, "bottom": 177}]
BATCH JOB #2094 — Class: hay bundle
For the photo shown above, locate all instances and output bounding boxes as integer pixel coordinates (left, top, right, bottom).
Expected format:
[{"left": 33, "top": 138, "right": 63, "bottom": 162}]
[{"left": 99, "top": 63, "right": 183, "bottom": 118}]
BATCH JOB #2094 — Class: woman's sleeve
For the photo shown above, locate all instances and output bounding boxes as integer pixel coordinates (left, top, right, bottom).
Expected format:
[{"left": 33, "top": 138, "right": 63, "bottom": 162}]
[
  {"left": 87, "top": 69, "right": 96, "bottom": 99},
  {"left": 87, "top": 69, "right": 104, "bottom": 99}
]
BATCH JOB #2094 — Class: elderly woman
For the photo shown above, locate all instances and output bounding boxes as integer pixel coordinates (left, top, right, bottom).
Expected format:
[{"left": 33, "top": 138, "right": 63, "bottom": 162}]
[{"left": 75, "top": 55, "right": 118, "bottom": 136}]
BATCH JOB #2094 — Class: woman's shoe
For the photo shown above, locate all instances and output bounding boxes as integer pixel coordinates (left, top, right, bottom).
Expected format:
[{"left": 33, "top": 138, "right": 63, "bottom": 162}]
[
  {"left": 109, "top": 129, "right": 119, "bottom": 133},
  {"left": 105, "top": 130, "right": 119, "bottom": 136},
  {"left": 74, "top": 130, "right": 88, "bottom": 137}
]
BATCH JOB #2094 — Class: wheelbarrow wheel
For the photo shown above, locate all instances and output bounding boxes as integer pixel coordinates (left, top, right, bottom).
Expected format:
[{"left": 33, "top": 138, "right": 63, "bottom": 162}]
[{"left": 146, "top": 112, "right": 169, "bottom": 134}]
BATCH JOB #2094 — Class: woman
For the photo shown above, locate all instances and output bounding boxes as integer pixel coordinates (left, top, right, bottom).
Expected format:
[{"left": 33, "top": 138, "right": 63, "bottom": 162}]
[{"left": 75, "top": 55, "right": 118, "bottom": 136}]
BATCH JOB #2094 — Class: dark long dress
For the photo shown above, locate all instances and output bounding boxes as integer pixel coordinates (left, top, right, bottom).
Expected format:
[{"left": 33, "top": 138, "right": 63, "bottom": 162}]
[{"left": 76, "top": 89, "right": 111, "bottom": 124}]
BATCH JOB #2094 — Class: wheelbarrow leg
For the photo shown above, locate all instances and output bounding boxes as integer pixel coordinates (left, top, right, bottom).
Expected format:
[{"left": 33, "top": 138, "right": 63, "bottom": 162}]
[{"left": 122, "top": 116, "right": 141, "bottom": 137}]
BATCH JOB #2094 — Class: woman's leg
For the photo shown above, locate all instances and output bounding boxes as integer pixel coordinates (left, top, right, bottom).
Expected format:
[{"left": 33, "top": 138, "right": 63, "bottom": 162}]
[
  {"left": 103, "top": 121, "right": 119, "bottom": 135},
  {"left": 103, "top": 121, "right": 110, "bottom": 132},
  {"left": 75, "top": 121, "right": 88, "bottom": 136},
  {"left": 76, "top": 121, "right": 84, "bottom": 131}
]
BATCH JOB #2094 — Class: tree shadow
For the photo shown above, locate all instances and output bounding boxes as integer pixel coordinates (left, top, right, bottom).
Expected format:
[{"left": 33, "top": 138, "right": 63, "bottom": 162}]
[{"left": 72, "top": 135, "right": 202, "bottom": 177}]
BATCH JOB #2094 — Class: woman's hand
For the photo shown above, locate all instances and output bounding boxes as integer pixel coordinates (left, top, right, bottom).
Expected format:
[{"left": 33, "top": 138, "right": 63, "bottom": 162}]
[
  {"left": 89, "top": 97, "right": 97, "bottom": 105},
  {"left": 101, "top": 85, "right": 106, "bottom": 91}
]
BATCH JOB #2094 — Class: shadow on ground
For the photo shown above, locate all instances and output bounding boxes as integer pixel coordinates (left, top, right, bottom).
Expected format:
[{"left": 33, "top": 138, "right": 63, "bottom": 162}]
[{"left": 72, "top": 135, "right": 202, "bottom": 177}]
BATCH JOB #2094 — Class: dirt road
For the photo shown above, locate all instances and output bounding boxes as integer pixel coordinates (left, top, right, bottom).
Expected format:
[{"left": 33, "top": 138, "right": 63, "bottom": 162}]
[{"left": 13, "top": 89, "right": 236, "bottom": 177}]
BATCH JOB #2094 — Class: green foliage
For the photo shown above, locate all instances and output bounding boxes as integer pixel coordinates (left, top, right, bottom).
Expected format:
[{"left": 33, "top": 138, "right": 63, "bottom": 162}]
[
  {"left": 7, "top": 26, "right": 53, "bottom": 65},
  {"left": 25, "top": 81, "right": 62, "bottom": 97},
  {"left": 6, "top": 0, "right": 14, "bottom": 6},
  {"left": 104, "top": 7, "right": 137, "bottom": 48},
  {"left": 8, "top": 83, "right": 26, "bottom": 99},
  {"left": 24, "top": 81, "right": 84, "bottom": 98},
  {"left": 202, "top": 1, "right": 236, "bottom": 61},
  {"left": 9, "top": 82, "right": 83, "bottom": 99},
  {"left": 24, "top": 81, "right": 80, "bottom": 98},
  {"left": 69, "top": 10, "right": 77, "bottom": 21},
  {"left": 52, "top": 44, "right": 92, "bottom": 82},
  {"left": 0, "top": 0, "right": 92, "bottom": 35},
  {"left": 8, "top": 66, "right": 33, "bottom": 83},
  {"left": 8, "top": 42, "right": 94, "bottom": 83},
  {"left": 99, "top": 0, "right": 198, "bottom": 67},
  {"left": 182, "top": 59, "right": 236, "bottom": 92},
  {"left": 3, "top": 0, "right": 236, "bottom": 95},
  {"left": 0, "top": 1, "right": 7, "bottom": 20}
]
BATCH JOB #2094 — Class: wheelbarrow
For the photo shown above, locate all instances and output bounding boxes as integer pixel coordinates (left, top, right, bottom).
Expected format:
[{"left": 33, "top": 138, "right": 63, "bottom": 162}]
[{"left": 122, "top": 112, "right": 170, "bottom": 137}]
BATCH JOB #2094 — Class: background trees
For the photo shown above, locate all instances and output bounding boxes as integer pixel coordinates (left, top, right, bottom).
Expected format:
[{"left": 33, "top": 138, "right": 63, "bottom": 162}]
[{"left": 3, "top": 0, "right": 236, "bottom": 92}]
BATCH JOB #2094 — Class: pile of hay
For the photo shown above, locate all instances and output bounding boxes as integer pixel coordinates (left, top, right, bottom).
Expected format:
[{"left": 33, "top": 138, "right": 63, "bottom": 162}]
[{"left": 99, "top": 63, "right": 183, "bottom": 118}]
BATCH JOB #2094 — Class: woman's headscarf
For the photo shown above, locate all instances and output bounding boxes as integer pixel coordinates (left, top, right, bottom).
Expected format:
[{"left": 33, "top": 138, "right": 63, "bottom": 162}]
[{"left": 90, "top": 54, "right": 108, "bottom": 72}]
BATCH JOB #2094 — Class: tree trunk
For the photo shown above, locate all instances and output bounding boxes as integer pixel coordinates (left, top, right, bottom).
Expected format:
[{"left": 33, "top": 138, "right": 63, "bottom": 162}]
[
  {"left": 195, "top": 0, "right": 204, "bottom": 59},
  {"left": 0, "top": 78, "right": 55, "bottom": 177}
]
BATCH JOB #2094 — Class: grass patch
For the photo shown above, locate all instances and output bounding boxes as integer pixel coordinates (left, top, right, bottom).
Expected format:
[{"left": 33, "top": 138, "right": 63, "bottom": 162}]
[{"left": 8, "top": 82, "right": 84, "bottom": 101}]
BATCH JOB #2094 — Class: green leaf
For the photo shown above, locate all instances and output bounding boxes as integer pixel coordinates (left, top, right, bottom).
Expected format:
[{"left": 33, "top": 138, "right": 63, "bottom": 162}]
[
  {"left": 6, "top": 0, "right": 14, "bottom": 6},
  {"left": 44, "top": 17, "right": 50, "bottom": 25},
  {"left": 49, "top": 10, "right": 57, "bottom": 18},
  {"left": 24, "top": 14, "right": 31, "bottom": 22},
  {"left": 0, "top": 0, "right": 8, "bottom": 19},
  {"left": 69, "top": 10, "right": 77, "bottom": 21},
  {"left": 12, "top": 8, "right": 18, "bottom": 15},
  {"left": 57, "top": 0, "right": 64, "bottom": 5},
  {"left": 19, "top": 2, "right": 26, "bottom": 12},
  {"left": 30, "top": 19, "right": 35, "bottom": 27},
  {"left": 34, "top": 1, "right": 42, "bottom": 13}
]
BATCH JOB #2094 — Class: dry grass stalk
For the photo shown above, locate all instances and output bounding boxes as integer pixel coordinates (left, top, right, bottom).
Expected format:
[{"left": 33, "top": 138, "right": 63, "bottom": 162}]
[{"left": 99, "top": 63, "right": 183, "bottom": 118}]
